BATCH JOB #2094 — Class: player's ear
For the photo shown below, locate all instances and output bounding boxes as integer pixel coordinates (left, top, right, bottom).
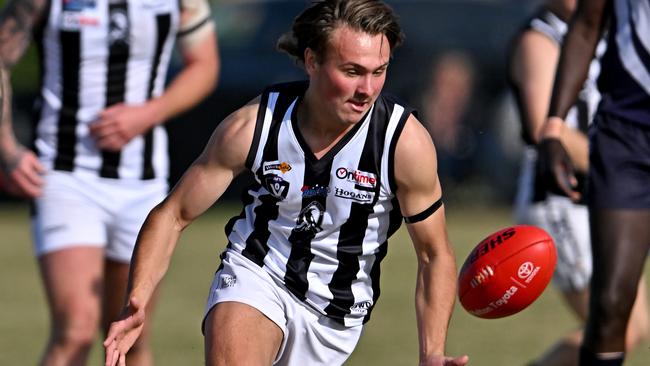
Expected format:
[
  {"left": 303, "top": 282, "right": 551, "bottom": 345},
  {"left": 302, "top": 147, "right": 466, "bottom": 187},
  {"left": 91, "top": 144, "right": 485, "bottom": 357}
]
[{"left": 304, "top": 47, "right": 318, "bottom": 76}]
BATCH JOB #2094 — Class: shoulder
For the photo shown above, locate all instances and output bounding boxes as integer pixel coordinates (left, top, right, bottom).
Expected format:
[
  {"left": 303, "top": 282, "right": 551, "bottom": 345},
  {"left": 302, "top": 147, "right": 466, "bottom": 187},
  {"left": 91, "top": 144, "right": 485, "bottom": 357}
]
[
  {"left": 395, "top": 114, "right": 436, "bottom": 165},
  {"left": 393, "top": 114, "right": 441, "bottom": 215},
  {"left": 204, "top": 97, "right": 260, "bottom": 172}
]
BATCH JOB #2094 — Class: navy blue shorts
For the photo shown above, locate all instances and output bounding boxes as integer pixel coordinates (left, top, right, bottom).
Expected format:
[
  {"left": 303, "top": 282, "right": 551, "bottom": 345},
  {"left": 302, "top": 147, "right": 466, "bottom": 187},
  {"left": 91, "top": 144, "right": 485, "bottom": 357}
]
[{"left": 589, "top": 112, "right": 650, "bottom": 209}]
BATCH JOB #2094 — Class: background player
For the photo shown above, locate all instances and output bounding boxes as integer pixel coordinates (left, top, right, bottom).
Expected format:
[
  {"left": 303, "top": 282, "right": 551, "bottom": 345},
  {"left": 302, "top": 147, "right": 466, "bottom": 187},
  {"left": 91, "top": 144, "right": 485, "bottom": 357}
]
[
  {"left": 539, "top": 0, "right": 650, "bottom": 364},
  {"left": 0, "top": 0, "right": 219, "bottom": 364},
  {"left": 509, "top": 0, "right": 648, "bottom": 364},
  {"left": 103, "top": 1, "right": 468, "bottom": 365}
]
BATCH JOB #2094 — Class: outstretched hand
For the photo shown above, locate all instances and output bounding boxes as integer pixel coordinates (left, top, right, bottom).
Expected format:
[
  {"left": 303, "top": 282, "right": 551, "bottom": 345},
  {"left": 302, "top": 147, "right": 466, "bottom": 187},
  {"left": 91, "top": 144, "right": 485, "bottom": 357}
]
[
  {"left": 103, "top": 297, "right": 146, "bottom": 366},
  {"left": 420, "top": 354, "right": 469, "bottom": 366},
  {"left": 537, "top": 137, "right": 581, "bottom": 202}
]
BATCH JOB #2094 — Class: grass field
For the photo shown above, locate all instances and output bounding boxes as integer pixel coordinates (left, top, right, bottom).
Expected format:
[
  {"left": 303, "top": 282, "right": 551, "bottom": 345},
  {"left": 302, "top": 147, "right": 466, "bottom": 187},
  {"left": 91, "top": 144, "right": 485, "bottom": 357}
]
[{"left": 1, "top": 202, "right": 648, "bottom": 365}]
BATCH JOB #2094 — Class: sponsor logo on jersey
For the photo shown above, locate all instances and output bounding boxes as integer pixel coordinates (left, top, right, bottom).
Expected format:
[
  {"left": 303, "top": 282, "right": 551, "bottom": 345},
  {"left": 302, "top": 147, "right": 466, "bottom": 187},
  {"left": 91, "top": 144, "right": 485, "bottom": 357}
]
[
  {"left": 62, "top": 0, "right": 99, "bottom": 29},
  {"left": 263, "top": 161, "right": 292, "bottom": 174},
  {"left": 63, "top": 0, "right": 96, "bottom": 12},
  {"left": 108, "top": 8, "right": 130, "bottom": 46},
  {"left": 350, "top": 300, "right": 373, "bottom": 314},
  {"left": 301, "top": 185, "right": 329, "bottom": 198},
  {"left": 218, "top": 274, "right": 237, "bottom": 289},
  {"left": 263, "top": 174, "right": 289, "bottom": 200},
  {"left": 294, "top": 201, "right": 324, "bottom": 234},
  {"left": 334, "top": 187, "right": 375, "bottom": 203},
  {"left": 335, "top": 167, "right": 377, "bottom": 188}
]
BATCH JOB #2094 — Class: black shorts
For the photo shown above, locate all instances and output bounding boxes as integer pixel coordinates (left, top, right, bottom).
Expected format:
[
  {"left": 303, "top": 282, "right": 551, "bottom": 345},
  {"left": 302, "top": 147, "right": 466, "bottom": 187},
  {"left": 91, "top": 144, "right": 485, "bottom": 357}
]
[{"left": 589, "top": 112, "right": 650, "bottom": 209}]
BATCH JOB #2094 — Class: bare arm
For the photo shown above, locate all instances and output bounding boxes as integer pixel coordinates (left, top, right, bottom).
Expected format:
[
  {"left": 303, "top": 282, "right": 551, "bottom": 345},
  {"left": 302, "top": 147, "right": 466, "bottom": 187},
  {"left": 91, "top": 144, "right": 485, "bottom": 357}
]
[
  {"left": 394, "top": 115, "right": 467, "bottom": 366},
  {"left": 0, "top": 0, "right": 47, "bottom": 196},
  {"left": 537, "top": 0, "right": 609, "bottom": 200},
  {"left": 103, "top": 99, "right": 258, "bottom": 366},
  {"left": 511, "top": 29, "right": 588, "bottom": 172},
  {"left": 90, "top": 2, "right": 220, "bottom": 151},
  {"left": 544, "top": 0, "right": 609, "bottom": 138}
]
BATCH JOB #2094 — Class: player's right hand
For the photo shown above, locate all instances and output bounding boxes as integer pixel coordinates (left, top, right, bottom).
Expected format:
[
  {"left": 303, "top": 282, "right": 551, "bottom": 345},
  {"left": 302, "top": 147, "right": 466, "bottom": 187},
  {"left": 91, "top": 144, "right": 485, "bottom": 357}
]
[
  {"left": 0, "top": 147, "right": 45, "bottom": 198},
  {"left": 104, "top": 297, "right": 146, "bottom": 366},
  {"left": 537, "top": 137, "right": 581, "bottom": 202}
]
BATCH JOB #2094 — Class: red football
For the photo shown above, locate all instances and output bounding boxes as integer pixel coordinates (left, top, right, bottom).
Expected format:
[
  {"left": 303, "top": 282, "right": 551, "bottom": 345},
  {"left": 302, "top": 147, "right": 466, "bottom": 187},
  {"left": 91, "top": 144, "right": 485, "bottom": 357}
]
[{"left": 458, "top": 225, "right": 557, "bottom": 319}]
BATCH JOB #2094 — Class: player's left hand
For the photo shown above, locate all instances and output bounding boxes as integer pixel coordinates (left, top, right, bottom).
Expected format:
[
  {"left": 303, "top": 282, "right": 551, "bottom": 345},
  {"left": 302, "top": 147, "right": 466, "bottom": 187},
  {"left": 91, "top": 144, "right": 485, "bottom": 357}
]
[
  {"left": 103, "top": 296, "right": 146, "bottom": 366},
  {"left": 89, "top": 102, "right": 162, "bottom": 151},
  {"left": 420, "top": 354, "right": 469, "bottom": 366}
]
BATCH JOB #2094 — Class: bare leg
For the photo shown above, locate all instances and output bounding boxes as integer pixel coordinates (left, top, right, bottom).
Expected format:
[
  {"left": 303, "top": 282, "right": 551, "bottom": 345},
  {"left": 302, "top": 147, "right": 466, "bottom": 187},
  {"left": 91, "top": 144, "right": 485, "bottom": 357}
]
[
  {"left": 38, "top": 247, "right": 104, "bottom": 366},
  {"left": 204, "top": 302, "right": 283, "bottom": 366},
  {"left": 102, "top": 258, "right": 156, "bottom": 366},
  {"left": 585, "top": 209, "right": 650, "bottom": 353},
  {"left": 532, "top": 277, "right": 649, "bottom": 366}
]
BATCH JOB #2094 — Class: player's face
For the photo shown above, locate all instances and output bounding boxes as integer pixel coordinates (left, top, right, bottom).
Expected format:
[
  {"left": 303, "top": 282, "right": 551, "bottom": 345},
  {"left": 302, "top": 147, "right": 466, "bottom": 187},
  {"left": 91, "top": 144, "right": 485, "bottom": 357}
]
[{"left": 305, "top": 25, "right": 390, "bottom": 126}]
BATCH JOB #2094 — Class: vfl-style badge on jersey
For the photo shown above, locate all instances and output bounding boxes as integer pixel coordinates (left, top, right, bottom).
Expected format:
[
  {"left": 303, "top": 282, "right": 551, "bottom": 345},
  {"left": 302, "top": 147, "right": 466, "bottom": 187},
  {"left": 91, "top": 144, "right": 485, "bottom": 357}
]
[{"left": 263, "top": 174, "right": 290, "bottom": 200}]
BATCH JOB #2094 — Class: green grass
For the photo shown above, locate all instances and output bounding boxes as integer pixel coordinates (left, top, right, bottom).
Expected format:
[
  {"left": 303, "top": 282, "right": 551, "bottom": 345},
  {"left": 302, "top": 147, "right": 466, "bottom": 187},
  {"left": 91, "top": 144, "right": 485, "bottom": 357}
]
[{"left": 1, "top": 202, "right": 648, "bottom": 365}]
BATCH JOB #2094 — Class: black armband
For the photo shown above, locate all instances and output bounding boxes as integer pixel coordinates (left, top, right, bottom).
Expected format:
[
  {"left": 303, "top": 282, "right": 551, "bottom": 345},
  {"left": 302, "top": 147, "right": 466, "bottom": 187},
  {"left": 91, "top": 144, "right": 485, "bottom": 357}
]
[{"left": 403, "top": 197, "right": 443, "bottom": 224}]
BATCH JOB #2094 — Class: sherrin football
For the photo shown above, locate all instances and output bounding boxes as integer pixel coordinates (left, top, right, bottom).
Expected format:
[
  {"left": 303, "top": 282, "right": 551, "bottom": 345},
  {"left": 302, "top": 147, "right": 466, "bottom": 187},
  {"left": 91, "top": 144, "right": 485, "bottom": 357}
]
[{"left": 458, "top": 225, "right": 556, "bottom": 319}]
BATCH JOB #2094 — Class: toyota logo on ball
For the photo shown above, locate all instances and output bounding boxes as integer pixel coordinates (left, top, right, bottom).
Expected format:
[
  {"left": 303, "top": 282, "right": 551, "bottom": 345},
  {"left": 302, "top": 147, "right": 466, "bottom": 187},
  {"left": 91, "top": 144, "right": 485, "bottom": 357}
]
[{"left": 517, "top": 262, "right": 535, "bottom": 279}]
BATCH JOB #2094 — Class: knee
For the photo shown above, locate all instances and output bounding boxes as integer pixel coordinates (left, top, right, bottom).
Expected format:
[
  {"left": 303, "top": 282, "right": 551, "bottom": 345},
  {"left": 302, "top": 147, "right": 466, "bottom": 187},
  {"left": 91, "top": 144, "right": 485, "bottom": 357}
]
[
  {"left": 591, "top": 285, "right": 636, "bottom": 341},
  {"left": 52, "top": 306, "right": 99, "bottom": 350}
]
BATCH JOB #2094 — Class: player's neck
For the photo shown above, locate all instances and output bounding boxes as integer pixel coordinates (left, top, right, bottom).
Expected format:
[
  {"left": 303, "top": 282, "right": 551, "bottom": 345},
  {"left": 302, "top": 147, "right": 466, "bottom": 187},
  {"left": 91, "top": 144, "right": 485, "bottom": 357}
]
[{"left": 296, "top": 95, "right": 354, "bottom": 160}]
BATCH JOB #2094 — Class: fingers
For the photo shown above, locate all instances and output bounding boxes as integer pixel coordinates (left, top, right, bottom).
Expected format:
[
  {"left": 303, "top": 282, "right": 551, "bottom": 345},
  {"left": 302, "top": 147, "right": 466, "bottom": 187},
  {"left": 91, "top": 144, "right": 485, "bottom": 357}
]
[
  {"left": 449, "top": 355, "right": 469, "bottom": 365},
  {"left": 89, "top": 121, "right": 128, "bottom": 151},
  {"left": 7, "top": 152, "right": 45, "bottom": 198},
  {"left": 553, "top": 165, "right": 581, "bottom": 202}
]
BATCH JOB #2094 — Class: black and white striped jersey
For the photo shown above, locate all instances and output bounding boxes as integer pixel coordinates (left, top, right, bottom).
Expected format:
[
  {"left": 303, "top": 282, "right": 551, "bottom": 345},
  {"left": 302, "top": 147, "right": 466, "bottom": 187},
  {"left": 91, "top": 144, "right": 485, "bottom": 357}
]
[
  {"left": 32, "top": 0, "right": 208, "bottom": 180},
  {"left": 223, "top": 81, "right": 413, "bottom": 327},
  {"left": 598, "top": 0, "right": 650, "bottom": 125}
]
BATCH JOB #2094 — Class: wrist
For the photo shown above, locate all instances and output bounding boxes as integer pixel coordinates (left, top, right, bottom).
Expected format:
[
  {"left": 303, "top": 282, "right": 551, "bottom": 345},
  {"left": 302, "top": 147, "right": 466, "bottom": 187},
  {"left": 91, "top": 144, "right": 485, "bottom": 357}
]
[
  {"left": 540, "top": 116, "right": 566, "bottom": 140},
  {"left": 145, "top": 97, "right": 167, "bottom": 127}
]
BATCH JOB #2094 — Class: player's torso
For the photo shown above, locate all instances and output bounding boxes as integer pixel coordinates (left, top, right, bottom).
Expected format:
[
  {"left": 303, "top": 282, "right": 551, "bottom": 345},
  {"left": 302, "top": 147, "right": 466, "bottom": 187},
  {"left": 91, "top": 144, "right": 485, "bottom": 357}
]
[
  {"left": 33, "top": 0, "right": 181, "bottom": 179},
  {"left": 598, "top": 0, "right": 650, "bottom": 125},
  {"left": 225, "top": 82, "right": 411, "bottom": 326}
]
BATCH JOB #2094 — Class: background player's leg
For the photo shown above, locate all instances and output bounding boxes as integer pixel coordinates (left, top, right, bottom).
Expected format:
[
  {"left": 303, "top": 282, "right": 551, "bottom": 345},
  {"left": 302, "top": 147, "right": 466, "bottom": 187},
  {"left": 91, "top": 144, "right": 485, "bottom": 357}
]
[
  {"left": 204, "top": 302, "right": 283, "bottom": 366},
  {"left": 38, "top": 247, "right": 104, "bottom": 366},
  {"left": 103, "top": 259, "right": 156, "bottom": 366}
]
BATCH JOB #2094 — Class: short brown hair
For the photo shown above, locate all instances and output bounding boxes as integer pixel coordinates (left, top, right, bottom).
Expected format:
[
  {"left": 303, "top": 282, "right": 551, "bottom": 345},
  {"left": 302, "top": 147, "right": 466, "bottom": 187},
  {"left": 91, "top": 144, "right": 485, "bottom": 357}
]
[{"left": 277, "top": 0, "right": 404, "bottom": 64}]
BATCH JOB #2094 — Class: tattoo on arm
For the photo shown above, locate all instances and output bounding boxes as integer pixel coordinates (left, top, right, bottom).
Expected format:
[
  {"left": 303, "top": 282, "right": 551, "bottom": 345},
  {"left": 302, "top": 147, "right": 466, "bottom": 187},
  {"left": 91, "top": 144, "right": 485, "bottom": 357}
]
[
  {"left": 0, "top": 0, "right": 47, "bottom": 68},
  {"left": 0, "top": 0, "right": 46, "bottom": 164}
]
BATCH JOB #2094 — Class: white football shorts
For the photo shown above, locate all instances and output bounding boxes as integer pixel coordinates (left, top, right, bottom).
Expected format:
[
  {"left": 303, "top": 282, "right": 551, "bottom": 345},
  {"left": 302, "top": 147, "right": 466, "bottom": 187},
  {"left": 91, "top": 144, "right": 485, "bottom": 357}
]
[
  {"left": 203, "top": 250, "right": 363, "bottom": 366},
  {"left": 514, "top": 194, "right": 592, "bottom": 291},
  {"left": 31, "top": 170, "right": 167, "bottom": 263}
]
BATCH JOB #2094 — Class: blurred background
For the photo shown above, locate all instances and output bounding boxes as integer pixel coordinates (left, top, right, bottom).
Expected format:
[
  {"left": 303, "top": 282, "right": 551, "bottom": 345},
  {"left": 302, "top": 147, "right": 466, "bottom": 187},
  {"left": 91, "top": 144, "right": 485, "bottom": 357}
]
[
  {"left": 2, "top": 0, "right": 535, "bottom": 205},
  {"left": 6, "top": 1, "right": 650, "bottom": 365}
]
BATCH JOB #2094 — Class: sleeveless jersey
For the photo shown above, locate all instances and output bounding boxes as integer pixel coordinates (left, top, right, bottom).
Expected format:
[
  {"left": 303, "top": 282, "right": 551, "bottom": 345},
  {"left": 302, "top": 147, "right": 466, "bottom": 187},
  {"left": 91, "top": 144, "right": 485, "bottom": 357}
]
[
  {"left": 511, "top": 8, "right": 604, "bottom": 203},
  {"left": 33, "top": 0, "right": 187, "bottom": 180},
  {"left": 598, "top": 0, "right": 650, "bottom": 125},
  {"left": 223, "top": 81, "right": 413, "bottom": 327}
]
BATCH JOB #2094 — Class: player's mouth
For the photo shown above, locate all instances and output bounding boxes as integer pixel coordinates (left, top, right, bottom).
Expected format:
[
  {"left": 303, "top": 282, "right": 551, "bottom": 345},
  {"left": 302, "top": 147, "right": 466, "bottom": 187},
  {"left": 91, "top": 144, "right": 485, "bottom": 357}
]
[{"left": 348, "top": 99, "right": 369, "bottom": 112}]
